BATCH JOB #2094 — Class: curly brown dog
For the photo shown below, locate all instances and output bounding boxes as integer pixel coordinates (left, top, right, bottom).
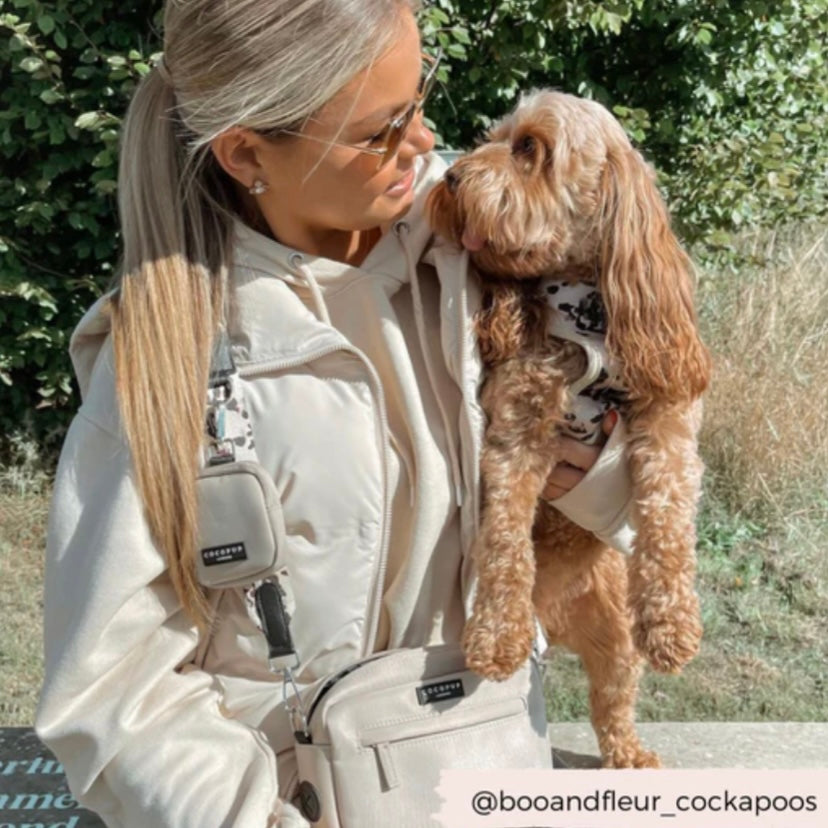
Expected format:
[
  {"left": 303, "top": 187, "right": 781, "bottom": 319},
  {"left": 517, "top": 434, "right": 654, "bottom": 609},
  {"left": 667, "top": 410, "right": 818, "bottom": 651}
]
[{"left": 428, "top": 90, "right": 711, "bottom": 768}]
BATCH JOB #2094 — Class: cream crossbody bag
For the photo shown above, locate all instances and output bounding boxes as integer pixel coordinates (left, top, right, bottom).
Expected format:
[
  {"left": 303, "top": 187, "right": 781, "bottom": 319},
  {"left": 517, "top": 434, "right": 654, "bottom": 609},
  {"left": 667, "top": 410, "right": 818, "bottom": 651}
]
[{"left": 196, "top": 334, "right": 553, "bottom": 827}]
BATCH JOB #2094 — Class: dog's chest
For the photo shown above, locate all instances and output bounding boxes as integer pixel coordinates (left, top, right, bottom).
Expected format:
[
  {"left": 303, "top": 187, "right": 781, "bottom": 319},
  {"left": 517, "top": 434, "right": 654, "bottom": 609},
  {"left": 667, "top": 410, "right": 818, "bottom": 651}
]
[{"left": 540, "top": 279, "right": 627, "bottom": 444}]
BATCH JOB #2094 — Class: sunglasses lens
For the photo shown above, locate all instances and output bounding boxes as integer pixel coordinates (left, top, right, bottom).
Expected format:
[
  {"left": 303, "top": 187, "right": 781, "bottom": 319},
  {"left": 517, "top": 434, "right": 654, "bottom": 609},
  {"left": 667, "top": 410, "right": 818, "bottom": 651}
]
[
  {"left": 381, "top": 110, "right": 417, "bottom": 167},
  {"left": 376, "top": 52, "right": 440, "bottom": 169}
]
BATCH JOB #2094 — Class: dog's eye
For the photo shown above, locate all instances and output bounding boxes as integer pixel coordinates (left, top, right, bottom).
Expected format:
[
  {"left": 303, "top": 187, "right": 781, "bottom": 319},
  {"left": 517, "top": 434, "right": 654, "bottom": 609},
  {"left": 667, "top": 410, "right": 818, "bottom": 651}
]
[{"left": 512, "top": 134, "right": 536, "bottom": 157}]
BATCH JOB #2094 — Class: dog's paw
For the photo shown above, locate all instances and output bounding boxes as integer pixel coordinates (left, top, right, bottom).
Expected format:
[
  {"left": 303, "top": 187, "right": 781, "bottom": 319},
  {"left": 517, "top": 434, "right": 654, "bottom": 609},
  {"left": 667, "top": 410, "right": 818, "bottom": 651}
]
[
  {"left": 634, "top": 599, "right": 702, "bottom": 673},
  {"left": 602, "top": 747, "right": 662, "bottom": 769},
  {"left": 462, "top": 609, "right": 535, "bottom": 681}
]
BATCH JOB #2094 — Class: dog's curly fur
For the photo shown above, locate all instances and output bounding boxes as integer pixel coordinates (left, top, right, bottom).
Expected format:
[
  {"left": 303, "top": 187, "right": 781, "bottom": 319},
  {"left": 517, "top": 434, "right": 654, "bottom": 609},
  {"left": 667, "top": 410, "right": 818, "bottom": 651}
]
[{"left": 427, "top": 90, "right": 712, "bottom": 768}]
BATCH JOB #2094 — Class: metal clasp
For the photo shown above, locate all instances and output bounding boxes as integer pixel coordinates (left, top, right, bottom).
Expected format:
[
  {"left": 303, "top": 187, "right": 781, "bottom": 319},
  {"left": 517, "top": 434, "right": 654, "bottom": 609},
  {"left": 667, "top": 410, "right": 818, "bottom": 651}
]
[{"left": 283, "top": 667, "right": 311, "bottom": 743}]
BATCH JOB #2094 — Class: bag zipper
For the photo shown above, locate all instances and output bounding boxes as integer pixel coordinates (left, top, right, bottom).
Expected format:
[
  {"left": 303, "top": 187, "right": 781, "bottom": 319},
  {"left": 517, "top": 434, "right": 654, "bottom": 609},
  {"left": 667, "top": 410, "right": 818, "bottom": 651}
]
[{"left": 304, "top": 658, "right": 373, "bottom": 726}]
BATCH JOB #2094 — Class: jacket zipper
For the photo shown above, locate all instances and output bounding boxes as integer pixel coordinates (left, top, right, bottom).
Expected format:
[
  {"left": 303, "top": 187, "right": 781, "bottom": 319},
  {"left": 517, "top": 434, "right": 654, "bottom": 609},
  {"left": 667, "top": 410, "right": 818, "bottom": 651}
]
[{"left": 237, "top": 343, "right": 393, "bottom": 658}]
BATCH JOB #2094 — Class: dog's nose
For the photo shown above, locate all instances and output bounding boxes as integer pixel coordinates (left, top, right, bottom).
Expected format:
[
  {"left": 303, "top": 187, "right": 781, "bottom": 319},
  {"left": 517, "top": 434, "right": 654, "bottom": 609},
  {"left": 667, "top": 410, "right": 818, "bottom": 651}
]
[{"left": 444, "top": 169, "right": 459, "bottom": 193}]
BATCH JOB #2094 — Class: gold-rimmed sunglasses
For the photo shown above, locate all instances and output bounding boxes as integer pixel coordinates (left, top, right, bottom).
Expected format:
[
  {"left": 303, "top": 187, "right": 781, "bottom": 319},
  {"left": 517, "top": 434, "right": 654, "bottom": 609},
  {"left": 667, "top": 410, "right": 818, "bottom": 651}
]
[{"left": 274, "top": 49, "right": 442, "bottom": 169}]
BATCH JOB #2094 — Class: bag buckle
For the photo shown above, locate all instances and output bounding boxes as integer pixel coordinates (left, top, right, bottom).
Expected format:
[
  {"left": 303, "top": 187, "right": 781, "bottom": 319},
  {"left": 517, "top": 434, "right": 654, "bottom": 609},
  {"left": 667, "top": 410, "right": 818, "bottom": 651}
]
[
  {"left": 205, "top": 328, "right": 238, "bottom": 466},
  {"left": 284, "top": 668, "right": 311, "bottom": 743},
  {"left": 253, "top": 582, "right": 310, "bottom": 741},
  {"left": 205, "top": 381, "right": 236, "bottom": 465}
]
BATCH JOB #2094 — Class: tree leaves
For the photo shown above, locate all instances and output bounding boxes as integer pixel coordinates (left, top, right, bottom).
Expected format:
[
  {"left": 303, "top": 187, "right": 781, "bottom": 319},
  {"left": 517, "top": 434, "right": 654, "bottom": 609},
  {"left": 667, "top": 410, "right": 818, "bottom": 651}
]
[
  {"left": 422, "top": 0, "right": 827, "bottom": 248},
  {"left": 0, "top": 1, "right": 164, "bottom": 455},
  {"left": 1, "top": 0, "right": 825, "bottom": 456}
]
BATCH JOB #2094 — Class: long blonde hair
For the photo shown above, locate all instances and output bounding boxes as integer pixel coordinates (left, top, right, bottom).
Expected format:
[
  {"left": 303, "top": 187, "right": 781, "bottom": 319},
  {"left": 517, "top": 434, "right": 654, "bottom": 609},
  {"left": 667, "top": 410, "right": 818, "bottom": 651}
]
[{"left": 112, "top": 0, "right": 416, "bottom": 626}]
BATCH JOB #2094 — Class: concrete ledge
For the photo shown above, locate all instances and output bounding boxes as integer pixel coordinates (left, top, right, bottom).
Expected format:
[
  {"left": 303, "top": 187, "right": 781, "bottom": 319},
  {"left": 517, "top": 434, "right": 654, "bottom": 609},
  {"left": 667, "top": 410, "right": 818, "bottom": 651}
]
[{"left": 549, "top": 722, "right": 828, "bottom": 769}]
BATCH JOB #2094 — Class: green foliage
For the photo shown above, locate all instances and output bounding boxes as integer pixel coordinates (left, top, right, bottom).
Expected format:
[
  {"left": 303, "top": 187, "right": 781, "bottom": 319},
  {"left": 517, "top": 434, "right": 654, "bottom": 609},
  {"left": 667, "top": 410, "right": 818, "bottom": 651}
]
[
  {"left": 421, "top": 0, "right": 827, "bottom": 245},
  {"left": 1, "top": 0, "right": 826, "bottom": 454},
  {"left": 0, "top": 0, "right": 162, "bottom": 456}
]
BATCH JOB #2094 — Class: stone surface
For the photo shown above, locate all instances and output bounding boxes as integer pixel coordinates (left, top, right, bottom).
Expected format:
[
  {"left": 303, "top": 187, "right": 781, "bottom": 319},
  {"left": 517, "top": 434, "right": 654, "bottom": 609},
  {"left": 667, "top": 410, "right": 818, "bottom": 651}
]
[
  {"left": 0, "top": 727, "right": 104, "bottom": 827},
  {"left": 548, "top": 722, "right": 828, "bottom": 769}
]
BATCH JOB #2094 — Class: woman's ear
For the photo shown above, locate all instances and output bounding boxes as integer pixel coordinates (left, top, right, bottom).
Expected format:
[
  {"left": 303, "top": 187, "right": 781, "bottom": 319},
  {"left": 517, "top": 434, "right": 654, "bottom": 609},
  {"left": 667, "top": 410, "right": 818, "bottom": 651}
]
[
  {"left": 598, "top": 146, "right": 711, "bottom": 404},
  {"left": 210, "top": 127, "right": 267, "bottom": 190}
]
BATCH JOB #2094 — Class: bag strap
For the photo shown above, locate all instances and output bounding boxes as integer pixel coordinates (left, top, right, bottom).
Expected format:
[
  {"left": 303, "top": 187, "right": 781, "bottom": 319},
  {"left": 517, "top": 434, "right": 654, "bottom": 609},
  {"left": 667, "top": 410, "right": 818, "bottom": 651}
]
[
  {"left": 205, "top": 331, "right": 301, "bottom": 676},
  {"left": 205, "top": 329, "right": 257, "bottom": 466}
]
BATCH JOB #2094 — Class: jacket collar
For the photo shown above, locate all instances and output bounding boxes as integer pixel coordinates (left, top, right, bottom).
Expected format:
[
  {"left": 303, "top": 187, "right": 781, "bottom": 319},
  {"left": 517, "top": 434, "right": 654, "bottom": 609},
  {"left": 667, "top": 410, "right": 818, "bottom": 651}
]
[
  {"left": 228, "top": 152, "right": 448, "bottom": 368},
  {"left": 68, "top": 153, "right": 451, "bottom": 387}
]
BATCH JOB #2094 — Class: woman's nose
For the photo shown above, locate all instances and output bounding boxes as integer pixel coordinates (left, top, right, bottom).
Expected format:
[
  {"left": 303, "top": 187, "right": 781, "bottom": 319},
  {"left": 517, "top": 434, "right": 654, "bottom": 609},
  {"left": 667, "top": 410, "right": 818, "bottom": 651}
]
[{"left": 401, "top": 109, "right": 435, "bottom": 158}]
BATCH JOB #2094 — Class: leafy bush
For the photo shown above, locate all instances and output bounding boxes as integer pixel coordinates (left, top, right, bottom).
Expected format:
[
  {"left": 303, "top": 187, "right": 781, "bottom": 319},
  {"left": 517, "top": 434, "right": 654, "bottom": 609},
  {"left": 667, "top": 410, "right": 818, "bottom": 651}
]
[
  {"left": 421, "top": 0, "right": 827, "bottom": 244},
  {"left": 0, "top": 1, "right": 162, "bottom": 457},
  {"left": 1, "top": 0, "right": 826, "bottom": 455}
]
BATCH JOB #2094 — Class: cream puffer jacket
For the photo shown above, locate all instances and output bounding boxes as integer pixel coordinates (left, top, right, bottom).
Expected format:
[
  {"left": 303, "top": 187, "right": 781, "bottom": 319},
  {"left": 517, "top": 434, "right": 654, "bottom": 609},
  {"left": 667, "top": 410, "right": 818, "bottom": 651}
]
[{"left": 36, "top": 152, "right": 634, "bottom": 827}]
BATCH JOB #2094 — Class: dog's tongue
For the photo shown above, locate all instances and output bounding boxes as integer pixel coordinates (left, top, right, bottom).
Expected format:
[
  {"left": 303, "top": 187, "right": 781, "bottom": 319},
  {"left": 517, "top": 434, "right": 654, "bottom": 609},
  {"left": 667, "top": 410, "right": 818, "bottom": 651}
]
[{"left": 461, "top": 228, "right": 486, "bottom": 252}]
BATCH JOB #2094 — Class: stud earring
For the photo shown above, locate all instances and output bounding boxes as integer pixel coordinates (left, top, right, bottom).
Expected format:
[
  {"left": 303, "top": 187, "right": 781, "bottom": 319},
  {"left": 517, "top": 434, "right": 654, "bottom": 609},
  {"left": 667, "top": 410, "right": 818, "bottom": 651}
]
[{"left": 249, "top": 179, "right": 269, "bottom": 196}]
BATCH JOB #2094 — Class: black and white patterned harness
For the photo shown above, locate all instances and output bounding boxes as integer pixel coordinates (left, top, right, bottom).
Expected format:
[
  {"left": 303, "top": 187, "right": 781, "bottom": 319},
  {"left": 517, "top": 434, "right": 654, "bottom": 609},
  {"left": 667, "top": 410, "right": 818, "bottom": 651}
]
[{"left": 541, "top": 279, "right": 627, "bottom": 445}]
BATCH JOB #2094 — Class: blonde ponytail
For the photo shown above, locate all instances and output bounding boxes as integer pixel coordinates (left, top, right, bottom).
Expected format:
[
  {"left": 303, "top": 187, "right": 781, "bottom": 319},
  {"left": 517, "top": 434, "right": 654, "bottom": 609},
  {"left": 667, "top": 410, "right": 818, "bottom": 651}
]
[
  {"left": 110, "top": 0, "right": 418, "bottom": 627},
  {"left": 111, "top": 68, "right": 228, "bottom": 625}
]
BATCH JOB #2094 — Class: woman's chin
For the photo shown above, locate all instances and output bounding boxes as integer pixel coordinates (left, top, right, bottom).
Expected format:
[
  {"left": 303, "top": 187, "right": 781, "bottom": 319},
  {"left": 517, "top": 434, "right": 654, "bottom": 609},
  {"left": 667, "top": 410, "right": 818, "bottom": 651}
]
[{"left": 379, "top": 191, "right": 416, "bottom": 224}]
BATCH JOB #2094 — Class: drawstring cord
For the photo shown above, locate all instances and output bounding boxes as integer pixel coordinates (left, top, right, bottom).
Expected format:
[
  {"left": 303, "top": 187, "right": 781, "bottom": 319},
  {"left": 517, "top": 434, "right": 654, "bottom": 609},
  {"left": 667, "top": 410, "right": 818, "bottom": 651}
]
[
  {"left": 389, "top": 430, "right": 416, "bottom": 508},
  {"left": 395, "top": 221, "right": 464, "bottom": 508},
  {"left": 288, "top": 252, "right": 332, "bottom": 327},
  {"left": 286, "top": 232, "right": 464, "bottom": 509}
]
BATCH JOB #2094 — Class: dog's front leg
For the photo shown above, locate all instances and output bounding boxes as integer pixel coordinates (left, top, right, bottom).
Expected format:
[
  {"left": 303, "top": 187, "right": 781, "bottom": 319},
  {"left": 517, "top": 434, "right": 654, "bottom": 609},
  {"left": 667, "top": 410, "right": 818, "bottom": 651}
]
[
  {"left": 626, "top": 402, "right": 704, "bottom": 673},
  {"left": 463, "top": 355, "right": 568, "bottom": 681}
]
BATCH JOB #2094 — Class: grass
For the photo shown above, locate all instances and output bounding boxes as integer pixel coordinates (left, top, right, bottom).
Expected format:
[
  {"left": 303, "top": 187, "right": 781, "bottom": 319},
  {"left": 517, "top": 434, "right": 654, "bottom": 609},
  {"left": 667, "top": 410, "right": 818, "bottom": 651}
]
[
  {"left": 546, "top": 224, "right": 828, "bottom": 723},
  {"left": 0, "top": 436, "right": 50, "bottom": 726},
  {"left": 545, "top": 506, "right": 828, "bottom": 722},
  {"left": 687, "top": 223, "right": 828, "bottom": 720},
  {"left": 698, "top": 225, "right": 828, "bottom": 520},
  {"left": 2, "top": 226, "right": 828, "bottom": 727}
]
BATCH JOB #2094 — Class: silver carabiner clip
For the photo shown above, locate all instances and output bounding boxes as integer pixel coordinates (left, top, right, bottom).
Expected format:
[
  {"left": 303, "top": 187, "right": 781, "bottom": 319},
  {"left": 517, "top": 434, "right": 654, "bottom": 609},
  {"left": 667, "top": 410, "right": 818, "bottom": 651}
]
[{"left": 283, "top": 667, "right": 310, "bottom": 743}]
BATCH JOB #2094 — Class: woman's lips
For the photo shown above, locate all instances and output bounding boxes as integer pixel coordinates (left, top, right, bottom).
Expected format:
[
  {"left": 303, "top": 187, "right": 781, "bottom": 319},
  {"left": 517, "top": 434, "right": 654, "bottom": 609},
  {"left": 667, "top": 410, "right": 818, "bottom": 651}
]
[{"left": 385, "top": 167, "right": 416, "bottom": 197}]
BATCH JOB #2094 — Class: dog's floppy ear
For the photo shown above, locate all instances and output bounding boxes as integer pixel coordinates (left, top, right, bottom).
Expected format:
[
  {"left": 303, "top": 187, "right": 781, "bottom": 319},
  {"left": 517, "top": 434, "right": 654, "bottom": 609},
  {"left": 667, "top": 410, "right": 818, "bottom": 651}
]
[
  {"left": 475, "top": 279, "right": 548, "bottom": 366},
  {"left": 598, "top": 147, "right": 711, "bottom": 403}
]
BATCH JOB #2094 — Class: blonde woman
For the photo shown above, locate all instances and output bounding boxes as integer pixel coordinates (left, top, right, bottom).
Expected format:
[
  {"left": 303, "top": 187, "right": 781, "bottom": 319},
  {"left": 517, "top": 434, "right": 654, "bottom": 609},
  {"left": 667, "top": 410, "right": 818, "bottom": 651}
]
[{"left": 36, "top": 1, "right": 634, "bottom": 825}]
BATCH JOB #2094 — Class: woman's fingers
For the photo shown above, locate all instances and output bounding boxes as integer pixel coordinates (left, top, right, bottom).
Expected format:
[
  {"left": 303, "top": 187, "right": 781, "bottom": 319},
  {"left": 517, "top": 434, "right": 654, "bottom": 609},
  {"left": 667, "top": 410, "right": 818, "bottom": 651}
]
[
  {"left": 542, "top": 483, "right": 569, "bottom": 500},
  {"left": 542, "top": 458, "right": 586, "bottom": 500},
  {"left": 542, "top": 409, "right": 620, "bottom": 500},
  {"left": 557, "top": 437, "right": 602, "bottom": 472},
  {"left": 602, "top": 408, "right": 619, "bottom": 437}
]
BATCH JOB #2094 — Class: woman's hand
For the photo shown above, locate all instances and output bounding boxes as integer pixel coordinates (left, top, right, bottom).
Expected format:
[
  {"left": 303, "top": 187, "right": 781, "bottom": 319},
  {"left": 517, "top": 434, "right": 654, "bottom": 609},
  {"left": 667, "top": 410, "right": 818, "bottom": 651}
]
[{"left": 542, "top": 410, "right": 618, "bottom": 500}]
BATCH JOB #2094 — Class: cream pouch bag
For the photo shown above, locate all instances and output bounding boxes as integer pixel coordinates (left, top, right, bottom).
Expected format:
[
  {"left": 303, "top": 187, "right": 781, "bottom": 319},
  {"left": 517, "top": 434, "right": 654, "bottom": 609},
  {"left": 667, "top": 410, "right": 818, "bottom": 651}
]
[
  {"left": 195, "top": 460, "right": 287, "bottom": 588},
  {"left": 290, "top": 644, "right": 551, "bottom": 828},
  {"left": 196, "top": 332, "right": 291, "bottom": 593}
]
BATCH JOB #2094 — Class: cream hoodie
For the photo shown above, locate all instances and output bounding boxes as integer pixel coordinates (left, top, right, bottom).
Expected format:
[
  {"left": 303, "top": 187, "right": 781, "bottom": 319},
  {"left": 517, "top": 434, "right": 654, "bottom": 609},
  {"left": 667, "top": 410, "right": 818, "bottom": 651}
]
[{"left": 36, "top": 152, "right": 634, "bottom": 827}]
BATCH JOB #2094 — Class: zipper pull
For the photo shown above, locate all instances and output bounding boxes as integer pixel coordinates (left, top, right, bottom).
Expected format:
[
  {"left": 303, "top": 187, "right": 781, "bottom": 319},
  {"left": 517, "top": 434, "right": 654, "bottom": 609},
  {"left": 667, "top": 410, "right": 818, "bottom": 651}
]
[{"left": 374, "top": 742, "right": 399, "bottom": 790}]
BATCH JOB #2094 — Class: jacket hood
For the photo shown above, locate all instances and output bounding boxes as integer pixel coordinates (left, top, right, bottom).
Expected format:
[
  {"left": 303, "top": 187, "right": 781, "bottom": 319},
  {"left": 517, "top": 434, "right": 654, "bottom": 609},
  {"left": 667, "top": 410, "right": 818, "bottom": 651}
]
[
  {"left": 223, "top": 151, "right": 448, "bottom": 368},
  {"left": 69, "top": 151, "right": 448, "bottom": 396},
  {"left": 232, "top": 152, "right": 445, "bottom": 287}
]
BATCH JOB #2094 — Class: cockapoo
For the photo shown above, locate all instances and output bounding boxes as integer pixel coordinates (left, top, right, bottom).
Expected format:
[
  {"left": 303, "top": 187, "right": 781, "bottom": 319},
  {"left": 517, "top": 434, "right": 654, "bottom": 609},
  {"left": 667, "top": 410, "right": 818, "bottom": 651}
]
[{"left": 428, "top": 90, "right": 711, "bottom": 768}]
